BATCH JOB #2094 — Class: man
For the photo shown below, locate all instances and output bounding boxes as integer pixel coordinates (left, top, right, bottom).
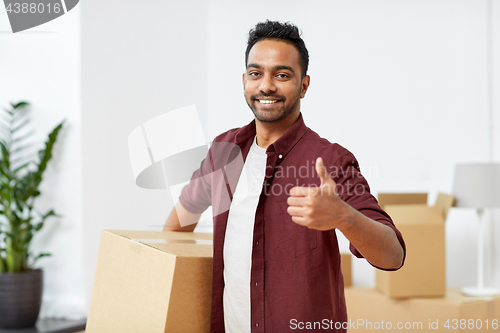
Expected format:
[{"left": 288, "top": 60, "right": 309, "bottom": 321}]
[{"left": 164, "top": 20, "right": 405, "bottom": 333}]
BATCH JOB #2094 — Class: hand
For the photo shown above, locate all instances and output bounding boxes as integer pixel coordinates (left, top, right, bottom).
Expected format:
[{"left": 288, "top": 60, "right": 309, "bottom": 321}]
[{"left": 287, "top": 157, "right": 352, "bottom": 231}]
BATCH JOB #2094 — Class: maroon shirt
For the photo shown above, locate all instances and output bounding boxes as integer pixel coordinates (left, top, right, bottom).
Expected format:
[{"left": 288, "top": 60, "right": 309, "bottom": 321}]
[{"left": 180, "top": 114, "right": 405, "bottom": 333}]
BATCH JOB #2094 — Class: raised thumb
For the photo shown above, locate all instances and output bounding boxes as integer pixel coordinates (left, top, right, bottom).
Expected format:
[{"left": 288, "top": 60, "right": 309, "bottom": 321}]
[{"left": 316, "top": 157, "right": 332, "bottom": 186}]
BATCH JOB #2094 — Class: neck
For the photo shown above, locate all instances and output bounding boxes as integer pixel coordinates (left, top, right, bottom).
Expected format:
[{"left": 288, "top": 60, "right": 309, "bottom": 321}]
[{"left": 255, "top": 111, "right": 300, "bottom": 148}]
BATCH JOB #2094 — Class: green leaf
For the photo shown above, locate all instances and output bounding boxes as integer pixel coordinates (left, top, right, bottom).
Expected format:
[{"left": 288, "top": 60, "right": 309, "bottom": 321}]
[
  {"left": 11, "top": 101, "right": 29, "bottom": 110},
  {"left": 34, "top": 121, "right": 64, "bottom": 181},
  {"left": 10, "top": 209, "right": 21, "bottom": 222},
  {"left": 0, "top": 121, "right": 9, "bottom": 134},
  {"left": 29, "top": 252, "right": 51, "bottom": 268},
  {"left": 0, "top": 162, "right": 9, "bottom": 178},
  {"left": 12, "top": 162, "right": 31, "bottom": 175},
  {"left": 9, "top": 240, "right": 23, "bottom": 253},
  {"left": 42, "top": 209, "right": 57, "bottom": 219},
  {"left": 12, "top": 105, "right": 29, "bottom": 119},
  {"left": 33, "top": 210, "right": 57, "bottom": 233},
  {"left": 32, "top": 252, "right": 51, "bottom": 265},
  {"left": 12, "top": 119, "right": 30, "bottom": 134},
  {"left": 0, "top": 189, "right": 11, "bottom": 203},
  {"left": 0, "top": 137, "right": 8, "bottom": 148},
  {"left": 12, "top": 130, "right": 34, "bottom": 144},
  {"left": 0, "top": 257, "right": 5, "bottom": 274},
  {"left": 0, "top": 142, "right": 10, "bottom": 170},
  {"left": 23, "top": 232, "right": 33, "bottom": 245},
  {"left": 12, "top": 145, "right": 35, "bottom": 158},
  {"left": 11, "top": 155, "right": 34, "bottom": 167},
  {"left": 0, "top": 111, "right": 10, "bottom": 122}
]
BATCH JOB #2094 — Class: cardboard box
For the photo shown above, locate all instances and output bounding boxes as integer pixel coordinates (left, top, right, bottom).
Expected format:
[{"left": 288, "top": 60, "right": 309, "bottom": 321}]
[
  {"left": 341, "top": 253, "right": 352, "bottom": 287},
  {"left": 86, "top": 230, "right": 213, "bottom": 333},
  {"left": 376, "top": 192, "right": 454, "bottom": 298},
  {"left": 345, "top": 287, "right": 500, "bottom": 332}
]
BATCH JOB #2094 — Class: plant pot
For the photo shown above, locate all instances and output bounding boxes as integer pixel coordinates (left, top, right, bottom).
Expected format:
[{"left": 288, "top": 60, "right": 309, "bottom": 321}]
[{"left": 0, "top": 269, "right": 43, "bottom": 329}]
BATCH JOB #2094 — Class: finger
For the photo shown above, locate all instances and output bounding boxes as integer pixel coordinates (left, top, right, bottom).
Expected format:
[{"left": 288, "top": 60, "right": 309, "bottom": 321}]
[
  {"left": 290, "top": 185, "right": 327, "bottom": 197},
  {"left": 289, "top": 186, "right": 309, "bottom": 197},
  {"left": 287, "top": 196, "right": 308, "bottom": 207},
  {"left": 290, "top": 215, "right": 307, "bottom": 226},
  {"left": 287, "top": 205, "right": 305, "bottom": 217},
  {"left": 315, "top": 157, "right": 331, "bottom": 186}
]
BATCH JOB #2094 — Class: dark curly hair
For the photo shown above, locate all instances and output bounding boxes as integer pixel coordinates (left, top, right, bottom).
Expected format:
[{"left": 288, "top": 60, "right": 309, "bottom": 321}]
[{"left": 245, "top": 20, "right": 309, "bottom": 78}]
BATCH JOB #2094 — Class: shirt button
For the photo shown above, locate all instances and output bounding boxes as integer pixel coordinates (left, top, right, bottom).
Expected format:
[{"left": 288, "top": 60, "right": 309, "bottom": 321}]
[
  {"left": 256, "top": 323, "right": 259, "bottom": 327},
  {"left": 279, "top": 154, "right": 283, "bottom": 159},
  {"left": 256, "top": 241, "right": 259, "bottom": 245},
  {"left": 255, "top": 282, "right": 258, "bottom": 286}
]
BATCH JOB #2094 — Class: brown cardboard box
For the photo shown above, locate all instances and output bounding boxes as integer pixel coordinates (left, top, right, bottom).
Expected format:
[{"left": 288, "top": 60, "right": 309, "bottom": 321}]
[
  {"left": 341, "top": 253, "right": 352, "bottom": 287},
  {"left": 86, "top": 230, "right": 213, "bottom": 333},
  {"left": 345, "top": 287, "right": 500, "bottom": 332},
  {"left": 376, "top": 192, "right": 454, "bottom": 298}
]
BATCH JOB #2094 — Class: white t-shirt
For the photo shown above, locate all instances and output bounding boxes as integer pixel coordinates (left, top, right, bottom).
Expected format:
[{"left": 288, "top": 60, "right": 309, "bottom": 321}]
[{"left": 223, "top": 136, "right": 267, "bottom": 333}]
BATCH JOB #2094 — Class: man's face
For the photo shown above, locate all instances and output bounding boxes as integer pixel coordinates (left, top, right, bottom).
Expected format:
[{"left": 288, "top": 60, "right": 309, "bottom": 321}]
[{"left": 243, "top": 39, "right": 310, "bottom": 124}]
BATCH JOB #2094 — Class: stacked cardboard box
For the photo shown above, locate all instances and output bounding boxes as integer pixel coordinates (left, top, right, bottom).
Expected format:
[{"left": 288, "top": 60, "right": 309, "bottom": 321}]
[
  {"left": 345, "top": 192, "right": 500, "bottom": 332},
  {"left": 341, "top": 253, "right": 352, "bottom": 287},
  {"left": 376, "top": 192, "right": 454, "bottom": 298},
  {"left": 346, "top": 287, "right": 500, "bottom": 332}
]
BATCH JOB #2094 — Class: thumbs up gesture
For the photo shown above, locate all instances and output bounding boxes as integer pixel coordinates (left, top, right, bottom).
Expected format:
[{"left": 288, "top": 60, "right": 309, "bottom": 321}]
[{"left": 287, "top": 157, "right": 350, "bottom": 231}]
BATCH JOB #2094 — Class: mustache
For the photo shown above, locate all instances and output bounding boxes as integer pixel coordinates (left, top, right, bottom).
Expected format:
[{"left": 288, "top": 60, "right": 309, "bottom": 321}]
[{"left": 251, "top": 93, "right": 286, "bottom": 101}]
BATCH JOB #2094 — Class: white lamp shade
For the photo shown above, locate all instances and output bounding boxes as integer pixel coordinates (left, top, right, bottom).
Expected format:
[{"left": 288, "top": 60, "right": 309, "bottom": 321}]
[{"left": 452, "top": 163, "right": 500, "bottom": 209}]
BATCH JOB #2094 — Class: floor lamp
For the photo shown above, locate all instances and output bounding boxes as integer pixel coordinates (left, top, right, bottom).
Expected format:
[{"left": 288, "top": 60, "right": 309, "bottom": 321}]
[{"left": 452, "top": 163, "right": 500, "bottom": 297}]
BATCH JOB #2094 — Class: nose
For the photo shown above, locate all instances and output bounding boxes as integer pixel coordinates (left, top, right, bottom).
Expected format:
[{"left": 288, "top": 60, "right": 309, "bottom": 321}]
[{"left": 258, "top": 74, "right": 276, "bottom": 94}]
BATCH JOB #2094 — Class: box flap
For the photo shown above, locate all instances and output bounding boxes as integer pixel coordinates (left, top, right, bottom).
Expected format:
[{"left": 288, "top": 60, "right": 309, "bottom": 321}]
[
  {"left": 108, "top": 230, "right": 213, "bottom": 241},
  {"left": 378, "top": 193, "right": 428, "bottom": 208},
  {"left": 148, "top": 242, "right": 213, "bottom": 258},
  {"left": 384, "top": 204, "right": 444, "bottom": 224},
  {"left": 87, "top": 230, "right": 177, "bottom": 332},
  {"left": 434, "top": 192, "right": 454, "bottom": 220},
  {"left": 105, "top": 230, "right": 213, "bottom": 257}
]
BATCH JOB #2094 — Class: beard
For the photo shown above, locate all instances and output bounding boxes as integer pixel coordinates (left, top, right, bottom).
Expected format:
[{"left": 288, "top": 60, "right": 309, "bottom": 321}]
[{"left": 245, "top": 87, "right": 302, "bottom": 123}]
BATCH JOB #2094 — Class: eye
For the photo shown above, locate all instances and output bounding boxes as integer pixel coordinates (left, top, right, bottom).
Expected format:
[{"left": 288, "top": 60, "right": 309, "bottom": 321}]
[
  {"left": 276, "top": 73, "right": 290, "bottom": 79},
  {"left": 249, "top": 71, "right": 261, "bottom": 78}
]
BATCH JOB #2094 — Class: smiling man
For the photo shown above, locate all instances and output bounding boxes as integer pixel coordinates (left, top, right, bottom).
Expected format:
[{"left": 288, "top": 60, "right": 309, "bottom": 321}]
[{"left": 164, "top": 20, "right": 405, "bottom": 333}]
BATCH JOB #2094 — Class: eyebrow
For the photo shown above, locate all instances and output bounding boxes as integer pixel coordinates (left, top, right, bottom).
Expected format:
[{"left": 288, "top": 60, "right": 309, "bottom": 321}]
[{"left": 247, "top": 63, "right": 295, "bottom": 74}]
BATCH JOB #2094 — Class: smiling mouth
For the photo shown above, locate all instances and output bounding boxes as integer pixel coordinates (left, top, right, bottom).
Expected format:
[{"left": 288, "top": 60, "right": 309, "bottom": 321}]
[{"left": 257, "top": 99, "right": 279, "bottom": 104}]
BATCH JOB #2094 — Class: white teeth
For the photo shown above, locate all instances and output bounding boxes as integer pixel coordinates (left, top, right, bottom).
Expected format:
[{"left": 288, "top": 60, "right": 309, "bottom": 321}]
[{"left": 259, "top": 100, "right": 278, "bottom": 104}]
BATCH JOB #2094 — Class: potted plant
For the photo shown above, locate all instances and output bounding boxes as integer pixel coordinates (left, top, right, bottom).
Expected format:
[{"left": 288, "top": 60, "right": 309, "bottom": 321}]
[{"left": 0, "top": 101, "right": 64, "bottom": 329}]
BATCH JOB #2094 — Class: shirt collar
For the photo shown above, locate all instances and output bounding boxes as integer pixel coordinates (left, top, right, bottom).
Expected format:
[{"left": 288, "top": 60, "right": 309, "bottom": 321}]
[
  {"left": 234, "top": 118, "right": 257, "bottom": 146},
  {"left": 234, "top": 113, "right": 309, "bottom": 162}
]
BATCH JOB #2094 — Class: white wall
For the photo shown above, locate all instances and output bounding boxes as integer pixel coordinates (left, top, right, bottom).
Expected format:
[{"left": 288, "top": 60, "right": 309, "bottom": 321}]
[
  {"left": 80, "top": 0, "right": 209, "bottom": 313},
  {"left": 2, "top": 0, "right": 500, "bottom": 320},
  {"left": 0, "top": 6, "right": 85, "bottom": 319}
]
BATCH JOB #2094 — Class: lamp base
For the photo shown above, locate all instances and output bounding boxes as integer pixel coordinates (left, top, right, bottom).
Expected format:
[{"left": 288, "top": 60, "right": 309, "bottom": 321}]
[{"left": 461, "top": 286, "right": 500, "bottom": 297}]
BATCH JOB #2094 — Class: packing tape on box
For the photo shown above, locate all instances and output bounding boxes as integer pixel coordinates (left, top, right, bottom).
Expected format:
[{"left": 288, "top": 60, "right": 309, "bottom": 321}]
[{"left": 131, "top": 239, "right": 213, "bottom": 245}]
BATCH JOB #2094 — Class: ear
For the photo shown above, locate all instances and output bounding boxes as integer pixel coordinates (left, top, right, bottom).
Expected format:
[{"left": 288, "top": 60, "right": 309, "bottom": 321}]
[
  {"left": 300, "top": 75, "right": 310, "bottom": 99},
  {"left": 242, "top": 72, "right": 246, "bottom": 86}
]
